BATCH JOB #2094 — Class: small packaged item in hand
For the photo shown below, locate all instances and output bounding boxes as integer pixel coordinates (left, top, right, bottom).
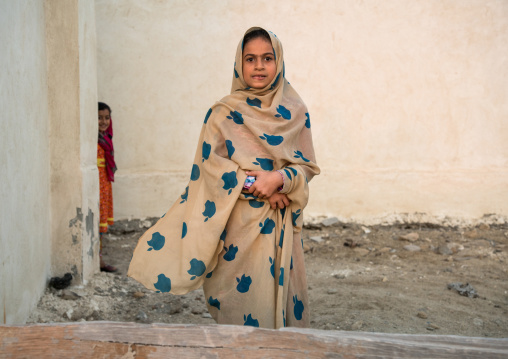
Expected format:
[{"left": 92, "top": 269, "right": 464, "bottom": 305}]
[{"left": 243, "top": 176, "right": 256, "bottom": 190}]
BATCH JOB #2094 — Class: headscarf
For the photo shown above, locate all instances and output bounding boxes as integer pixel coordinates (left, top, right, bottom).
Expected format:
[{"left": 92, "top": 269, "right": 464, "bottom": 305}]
[
  {"left": 98, "top": 118, "right": 117, "bottom": 182},
  {"left": 128, "top": 27, "right": 320, "bottom": 317}
]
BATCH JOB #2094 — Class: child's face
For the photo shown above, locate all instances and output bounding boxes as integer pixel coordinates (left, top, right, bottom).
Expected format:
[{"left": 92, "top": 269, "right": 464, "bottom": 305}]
[
  {"left": 98, "top": 109, "right": 111, "bottom": 134},
  {"left": 242, "top": 37, "right": 276, "bottom": 89}
]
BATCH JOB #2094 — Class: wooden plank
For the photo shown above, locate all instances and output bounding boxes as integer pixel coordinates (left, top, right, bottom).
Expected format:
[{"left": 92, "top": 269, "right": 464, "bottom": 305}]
[{"left": 1, "top": 322, "right": 507, "bottom": 358}]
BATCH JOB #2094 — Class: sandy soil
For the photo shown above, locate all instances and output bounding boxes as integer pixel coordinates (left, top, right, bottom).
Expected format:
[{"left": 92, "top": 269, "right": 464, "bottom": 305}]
[{"left": 28, "top": 217, "right": 508, "bottom": 338}]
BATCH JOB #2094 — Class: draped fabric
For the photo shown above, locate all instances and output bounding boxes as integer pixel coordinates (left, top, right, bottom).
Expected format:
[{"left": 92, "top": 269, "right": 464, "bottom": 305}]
[
  {"left": 128, "top": 27, "right": 320, "bottom": 329},
  {"left": 98, "top": 119, "right": 117, "bottom": 182}
]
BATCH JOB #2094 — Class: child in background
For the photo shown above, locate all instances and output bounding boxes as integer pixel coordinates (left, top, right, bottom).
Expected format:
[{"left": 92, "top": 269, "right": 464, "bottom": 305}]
[
  {"left": 98, "top": 102, "right": 118, "bottom": 272},
  {"left": 128, "top": 27, "right": 319, "bottom": 328}
]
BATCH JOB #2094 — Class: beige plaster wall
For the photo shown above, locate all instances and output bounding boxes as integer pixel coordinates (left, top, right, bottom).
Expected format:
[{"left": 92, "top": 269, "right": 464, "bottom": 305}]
[
  {"left": 96, "top": 0, "right": 508, "bottom": 224},
  {"left": 0, "top": 0, "right": 98, "bottom": 324},
  {"left": 0, "top": 1, "right": 51, "bottom": 324},
  {"left": 46, "top": 0, "right": 100, "bottom": 281}
]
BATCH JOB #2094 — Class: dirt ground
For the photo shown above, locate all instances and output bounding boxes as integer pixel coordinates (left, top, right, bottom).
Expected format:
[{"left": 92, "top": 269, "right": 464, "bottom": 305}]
[{"left": 28, "top": 217, "right": 508, "bottom": 338}]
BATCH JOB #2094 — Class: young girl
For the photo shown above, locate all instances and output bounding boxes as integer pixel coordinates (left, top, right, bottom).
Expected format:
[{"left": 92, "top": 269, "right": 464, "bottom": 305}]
[
  {"left": 98, "top": 102, "right": 118, "bottom": 272},
  {"left": 128, "top": 27, "right": 319, "bottom": 328}
]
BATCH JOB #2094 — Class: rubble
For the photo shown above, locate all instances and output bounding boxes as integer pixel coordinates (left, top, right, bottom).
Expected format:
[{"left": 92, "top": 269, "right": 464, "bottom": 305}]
[{"left": 26, "top": 218, "right": 508, "bottom": 338}]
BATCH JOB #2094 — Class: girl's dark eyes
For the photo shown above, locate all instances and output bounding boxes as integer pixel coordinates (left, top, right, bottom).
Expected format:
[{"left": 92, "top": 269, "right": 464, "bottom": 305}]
[{"left": 245, "top": 56, "right": 274, "bottom": 62}]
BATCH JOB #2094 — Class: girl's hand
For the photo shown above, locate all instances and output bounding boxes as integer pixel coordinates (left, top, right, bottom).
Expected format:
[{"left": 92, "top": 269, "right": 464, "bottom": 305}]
[
  {"left": 246, "top": 170, "right": 283, "bottom": 199},
  {"left": 267, "top": 193, "right": 290, "bottom": 209}
]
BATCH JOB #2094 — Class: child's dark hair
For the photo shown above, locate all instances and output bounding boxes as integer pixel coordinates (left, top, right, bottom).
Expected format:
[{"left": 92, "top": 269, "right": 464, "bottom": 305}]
[
  {"left": 98, "top": 102, "right": 111, "bottom": 113},
  {"left": 242, "top": 29, "right": 271, "bottom": 49}
]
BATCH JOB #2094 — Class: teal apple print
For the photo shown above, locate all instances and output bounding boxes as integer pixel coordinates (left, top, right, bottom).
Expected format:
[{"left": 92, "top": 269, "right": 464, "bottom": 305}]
[
  {"left": 154, "top": 274, "right": 171, "bottom": 293},
  {"left": 147, "top": 232, "right": 165, "bottom": 251},
  {"left": 187, "top": 258, "right": 206, "bottom": 280},
  {"left": 202, "top": 200, "right": 216, "bottom": 222}
]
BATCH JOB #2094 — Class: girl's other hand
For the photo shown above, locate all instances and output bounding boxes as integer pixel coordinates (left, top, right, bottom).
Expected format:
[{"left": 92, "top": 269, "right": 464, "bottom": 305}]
[
  {"left": 245, "top": 170, "right": 283, "bottom": 199},
  {"left": 267, "top": 193, "right": 290, "bottom": 209}
]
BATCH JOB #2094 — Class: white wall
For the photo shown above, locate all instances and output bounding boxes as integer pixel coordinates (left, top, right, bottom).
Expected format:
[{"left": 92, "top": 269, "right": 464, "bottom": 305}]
[
  {"left": 96, "top": 0, "right": 508, "bottom": 225},
  {"left": 0, "top": 0, "right": 99, "bottom": 324},
  {"left": 0, "top": 1, "right": 51, "bottom": 324}
]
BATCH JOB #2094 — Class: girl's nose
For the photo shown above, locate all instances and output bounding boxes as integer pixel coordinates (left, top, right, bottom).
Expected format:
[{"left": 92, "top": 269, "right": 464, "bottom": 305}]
[{"left": 255, "top": 58, "right": 264, "bottom": 69}]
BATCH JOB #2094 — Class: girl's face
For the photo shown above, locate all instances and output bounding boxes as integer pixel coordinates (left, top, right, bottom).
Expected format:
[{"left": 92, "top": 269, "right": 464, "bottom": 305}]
[
  {"left": 242, "top": 37, "right": 276, "bottom": 89},
  {"left": 98, "top": 109, "right": 111, "bottom": 134}
]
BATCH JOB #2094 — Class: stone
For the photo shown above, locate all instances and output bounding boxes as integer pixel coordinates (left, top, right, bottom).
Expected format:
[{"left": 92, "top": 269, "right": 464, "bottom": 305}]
[
  {"left": 464, "top": 229, "right": 478, "bottom": 239},
  {"left": 86, "top": 310, "right": 100, "bottom": 321},
  {"left": 135, "top": 311, "right": 149, "bottom": 323},
  {"left": 303, "top": 243, "right": 311, "bottom": 253},
  {"left": 327, "top": 289, "right": 338, "bottom": 294},
  {"left": 140, "top": 220, "right": 152, "bottom": 229},
  {"left": 403, "top": 244, "right": 421, "bottom": 252},
  {"left": 191, "top": 307, "right": 204, "bottom": 315},
  {"left": 437, "top": 245, "right": 453, "bottom": 256},
  {"left": 304, "top": 222, "right": 322, "bottom": 230},
  {"left": 323, "top": 323, "right": 335, "bottom": 330},
  {"left": 109, "top": 220, "right": 138, "bottom": 235},
  {"left": 310, "top": 236, "right": 324, "bottom": 243},
  {"left": 351, "top": 321, "right": 363, "bottom": 330},
  {"left": 59, "top": 290, "right": 81, "bottom": 301},
  {"left": 321, "top": 217, "right": 339, "bottom": 227},
  {"left": 478, "top": 223, "right": 490, "bottom": 230},
  {"left": 169, "top": 303, "right": 183, "bottom": 315},
  {"left": 133, "top": 291, "right": 145, "bottom": 299},
  {"left": 70, "top": 307, "right": 95, "bottom": 321},
  {"left": 378, "top": 247, "right": 391, "bottom": 253},
  {"left": 353, "top": 248, "right": 370, "bottom": 256},
  {"left": 344, "top": 238, "right": 357, "bottom": 248},
  {"left": 447, "top": 242, "right": 464, "bottom": 254},
  {"left": 417, "top": 311, "right": 428, "bottom": 319},
  {"left": 473, "top": 318, "right": 484, "bottom": 327},
  {"left": 447, "top": 282, "right": 479, "bottom": 298},
  {"left": 471, "top": 239, "right": 492, "bottom": 248},
  {"left": 426, "top": 323, "right": 440, "bottom": 331},
  {"left": 202, "top": 312, "right": 212, "bottom": 319},
  {"left": 361, "top": 226, "right": 371, "bottom": 234},
  {"left": 399, "top": 233, "right": 419, "bottom": 242}
]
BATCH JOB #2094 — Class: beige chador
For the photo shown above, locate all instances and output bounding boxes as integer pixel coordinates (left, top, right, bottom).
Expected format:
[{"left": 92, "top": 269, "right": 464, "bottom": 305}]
[{"left": 128, "top": 27, "right": 320, "bottom": 329}]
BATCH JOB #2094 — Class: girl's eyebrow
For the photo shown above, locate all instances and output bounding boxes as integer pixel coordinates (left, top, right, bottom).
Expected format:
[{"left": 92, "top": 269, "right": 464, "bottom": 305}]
[{"left": 244, "top": 52, "right": 274, "bottom": 58}]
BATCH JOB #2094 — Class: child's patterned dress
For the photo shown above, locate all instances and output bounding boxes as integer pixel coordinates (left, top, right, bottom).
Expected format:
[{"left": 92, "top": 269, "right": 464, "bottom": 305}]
[{"left": 98, "top": 144, "right": 114, "bottom": 234}]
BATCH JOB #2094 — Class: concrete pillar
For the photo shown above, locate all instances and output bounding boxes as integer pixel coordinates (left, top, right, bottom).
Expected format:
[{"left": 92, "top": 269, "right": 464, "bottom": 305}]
[{"left": 45, "top": 0, "right": 99, "bottom": 283}]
